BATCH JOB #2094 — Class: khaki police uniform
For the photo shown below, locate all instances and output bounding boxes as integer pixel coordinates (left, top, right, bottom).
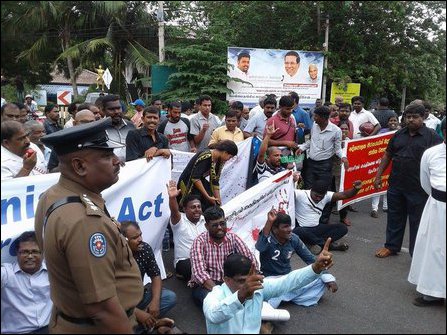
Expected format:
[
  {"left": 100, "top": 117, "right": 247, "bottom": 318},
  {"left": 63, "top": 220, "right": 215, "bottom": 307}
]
[{"left": 34, "top": 118, "right": 143, "bottom": 333}]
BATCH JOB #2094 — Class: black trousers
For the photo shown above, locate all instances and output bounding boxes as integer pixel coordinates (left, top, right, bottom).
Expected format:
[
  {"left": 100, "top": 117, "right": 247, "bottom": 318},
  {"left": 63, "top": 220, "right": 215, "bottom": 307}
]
[{"left": 302, "top": 157, "right": 333, "bottom": 190}]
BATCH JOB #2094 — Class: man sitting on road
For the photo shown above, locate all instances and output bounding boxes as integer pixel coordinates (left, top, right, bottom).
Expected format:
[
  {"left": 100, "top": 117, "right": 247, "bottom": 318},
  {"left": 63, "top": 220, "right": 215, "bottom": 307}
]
[
  {"left": 1, "top": 231, "right": 52, "bottom": 334},
  {"left": 293, "top": 180, "right": 362, "bottom": 254},
  {"left": 256, "top": 210, "right": 337, "bottom": 309},
  {"left": 189, "top": 206, "right": 257, "bottom": 308},
  {"left": 120, "top": 221, "right": 177, "bottom": 332},
  {"left": 167, "top": 180, "right": 206, "bottom": 282},
  {"left": 203, "top": 241, "right": 334, "bottom": 334}
]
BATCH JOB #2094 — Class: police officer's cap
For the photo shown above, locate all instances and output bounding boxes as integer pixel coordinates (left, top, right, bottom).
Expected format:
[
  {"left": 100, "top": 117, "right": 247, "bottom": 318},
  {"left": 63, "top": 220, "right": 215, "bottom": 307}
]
[{"left": 41, "top": 117, "right": 124, "bottom": 155}]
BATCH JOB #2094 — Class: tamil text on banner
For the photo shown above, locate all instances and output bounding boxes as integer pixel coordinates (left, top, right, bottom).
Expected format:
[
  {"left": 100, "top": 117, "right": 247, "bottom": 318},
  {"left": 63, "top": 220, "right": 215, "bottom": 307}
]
[
  {"left": 1, "top": 158, "right": 170, "bottom": 281},
  {"left": 171, "top": 137, "right": 254, "bottom": 205},
  {"left": 338, "top": 132, "right": 395, "bottom": 210},
  {"left": 227, "top": 47, "right": 324, "bottom": 107},
  {"left": 222, "top": 170, "right": 295, "bottom": 261}
]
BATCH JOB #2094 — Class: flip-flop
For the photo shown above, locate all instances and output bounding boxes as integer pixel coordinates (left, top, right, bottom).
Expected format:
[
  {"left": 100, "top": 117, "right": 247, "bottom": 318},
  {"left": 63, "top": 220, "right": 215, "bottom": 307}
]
[{"left": 375, "top": 247, "right": 396, "bottom": 258}]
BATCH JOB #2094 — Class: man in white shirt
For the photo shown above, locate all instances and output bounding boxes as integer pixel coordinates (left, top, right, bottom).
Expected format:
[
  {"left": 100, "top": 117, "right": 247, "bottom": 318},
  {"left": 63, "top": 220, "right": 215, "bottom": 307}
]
[
  {"left": 167, "top": 180, "right": 206, "bottom": 282},
  {"left": 189, "top": 95, "right": 222, "bottom": 151},
  {"left": 293, "top": 180, "right": 362, "bottom": 253},
  {"left": 23, "top": 120, "right": 52, "bottom": 168},
  {"left": 349, "top": 96, "right": 381, "bottom": 138},
  {"left": 1, "top": 231, "right": 52, "bottom": 334},
  {"left": 229, "top": 51, "right": 251, "bottom": 82},
  {"left": 1, "top": 120, "right": 47, "bottom": 179},
  {"left": 422, "top": 101, "right": 441, "bottom": 131},
  {"left": 282, "top": 51, "right": 304, "bottom": 84},
  {"left": 244, "top": 96, "right": 277, "bottom": 138}
]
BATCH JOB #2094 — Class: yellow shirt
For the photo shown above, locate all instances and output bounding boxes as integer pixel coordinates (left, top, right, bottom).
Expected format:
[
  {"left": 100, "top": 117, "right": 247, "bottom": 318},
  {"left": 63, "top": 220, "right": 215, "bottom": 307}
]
[{"left": 208, "top": 125, "right": 244, "bottom": 146}]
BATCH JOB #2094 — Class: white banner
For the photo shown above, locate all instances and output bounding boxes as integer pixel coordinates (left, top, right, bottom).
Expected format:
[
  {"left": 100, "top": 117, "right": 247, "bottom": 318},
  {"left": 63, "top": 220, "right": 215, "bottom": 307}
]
[
  {"left": 222, "top": 170, "right": 296, "bottom": 261},
  {"left": 171, "top": 137, "right": 253, "bottom": 205},
  {"left": 1, "top": 158, "right": 170, "bottom": 281}
]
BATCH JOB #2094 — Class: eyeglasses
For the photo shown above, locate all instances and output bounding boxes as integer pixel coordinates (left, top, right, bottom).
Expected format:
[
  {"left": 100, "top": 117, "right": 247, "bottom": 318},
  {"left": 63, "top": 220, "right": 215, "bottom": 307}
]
[
  {"left": 18, "top": 250, "right": 41, "bottom": 256},
  {"left": 209, "top": 220, "right": 227, "bottom": 228}
]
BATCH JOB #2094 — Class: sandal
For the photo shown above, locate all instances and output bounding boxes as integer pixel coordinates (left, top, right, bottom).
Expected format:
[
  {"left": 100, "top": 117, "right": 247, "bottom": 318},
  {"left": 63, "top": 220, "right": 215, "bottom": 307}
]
[
  {"left": 329, "top": 242, "right": 349, "bottom": 251},
  {"left": 375, "top": 247, "right": 396, "bottom": 258}
]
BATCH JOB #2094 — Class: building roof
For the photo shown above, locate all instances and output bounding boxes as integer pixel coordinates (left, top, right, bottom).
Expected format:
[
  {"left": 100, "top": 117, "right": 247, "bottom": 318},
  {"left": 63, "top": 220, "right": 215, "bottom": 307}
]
[{"left": 50, "top": 69, "right": 97, "bottom": 85}]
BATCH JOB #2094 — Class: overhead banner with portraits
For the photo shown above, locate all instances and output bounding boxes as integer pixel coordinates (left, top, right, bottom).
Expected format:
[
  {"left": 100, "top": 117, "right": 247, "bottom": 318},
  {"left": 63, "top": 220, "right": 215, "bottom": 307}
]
[{"left": 227, "top": 47, "right": 324, "bottom": 107}]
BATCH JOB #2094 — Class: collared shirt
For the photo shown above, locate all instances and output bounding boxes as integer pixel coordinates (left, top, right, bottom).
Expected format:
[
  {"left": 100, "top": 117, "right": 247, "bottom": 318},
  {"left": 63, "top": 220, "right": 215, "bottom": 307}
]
[
  {"left": 387, "top": 125, "right": 442, "bottom": 191},
  {"left": 254, "top": 160, "right": 285, "bottom": 183},
  {"left": 256, "top": 232, "right": 315, "bottom": 277},
  {"left": 239, "top": 117, "right": 248, "bottom": 131},
  {"left": 105, "top": 119, "right": 136, "bottom": 162},
  {"left": 203, "top": 265, "right": 319, "bottom": 334},
  {"left": 420, "top": 142, "right": 446, "bottom": 195},
  {"left": 1, "top": 262, "right": 52, "bottom": 333},
  {"left": 190, "top": 112, "right": 222, "bottom": 151},
  {"left": 423, "top": 113, "right": 441, "bottom": 130},
  {"left": 208, "top": 125, "right": 244, "bottom": 146},
  {"left": 264, "top": 113, "right": 296, "bottom": 142},
  {"left": 349, "top": 108, "right": 379, "bottom": 139},
  {"left": 170, "top": 213, "right": 207, "bottom": 267},
  {"left": 189, "top": 232, "right": 256, "bottom": 286},
  {"left": 43, "top": 119, "right": 63, "bottom": 135},
  {"left": 292, "top": 106, "right": 313, "bottom": 131},
  {"left": 1, "top": 142, "right": 47, "bottom": 180},
  {"left": 245, "top": 112, "right": 269, "bottom": 138},
  {"left": 295, "top": 189, "right": 334, "bottom": 227},
  {"left": 125, "top": 127, "right": 169, "bottom": 161},
  {"left": 134, "top": 242, "right": 160, "bottom": 280},
  {"left": 34, "top": 176, "right": 143, "bottom": 322},
  {"left": 299, "top": 122, "right": 344, "bottom": 161}
]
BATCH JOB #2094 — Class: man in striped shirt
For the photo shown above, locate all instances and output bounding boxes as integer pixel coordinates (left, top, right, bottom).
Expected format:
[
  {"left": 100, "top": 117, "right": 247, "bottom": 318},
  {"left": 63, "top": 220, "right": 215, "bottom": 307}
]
[{"left": 189, "top": 206, "right": 257, "bottom": 308}]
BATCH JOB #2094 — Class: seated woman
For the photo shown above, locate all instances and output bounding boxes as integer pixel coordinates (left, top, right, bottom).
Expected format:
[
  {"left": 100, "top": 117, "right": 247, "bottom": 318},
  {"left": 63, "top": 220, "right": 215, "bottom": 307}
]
[{"left": 177, "top": 140, "right": 238, "bottom": 210}]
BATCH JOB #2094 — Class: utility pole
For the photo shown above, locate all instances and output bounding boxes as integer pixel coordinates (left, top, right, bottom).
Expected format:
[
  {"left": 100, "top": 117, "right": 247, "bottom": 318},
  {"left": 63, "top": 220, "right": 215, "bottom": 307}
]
[
  {"left": 321, "top": 14, "right": 329, "bottom": 102},
  {"left": 158, "top": 1, "right": 165, "bottom": 62}
]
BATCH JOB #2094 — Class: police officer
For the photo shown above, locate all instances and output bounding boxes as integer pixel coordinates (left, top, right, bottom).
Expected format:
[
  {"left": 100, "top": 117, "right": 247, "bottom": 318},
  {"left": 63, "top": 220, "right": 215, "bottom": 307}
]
[{"left": 34, "top": 117, "right": 143, "bottom": 333}]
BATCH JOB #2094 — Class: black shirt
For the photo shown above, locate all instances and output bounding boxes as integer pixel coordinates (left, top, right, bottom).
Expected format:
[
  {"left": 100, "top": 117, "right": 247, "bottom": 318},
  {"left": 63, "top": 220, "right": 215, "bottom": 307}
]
[
  {"left": 134, "top": 242, "right": 161, "bottom": 280},
  {"left": 387, "top": 125, "right": 442, "bottom": 191},
  {"left": 125, "top": 127, "right": 169, "bottom": 161}
]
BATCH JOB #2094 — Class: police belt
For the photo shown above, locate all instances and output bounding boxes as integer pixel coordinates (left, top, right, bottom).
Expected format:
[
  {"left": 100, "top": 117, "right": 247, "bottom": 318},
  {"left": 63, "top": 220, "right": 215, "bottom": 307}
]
[
  {"left": 432, "top": 187, "right": 446, "bottom": 203},
  {"left": 58, "top": 308, "right": 134, "bottom": 325}
]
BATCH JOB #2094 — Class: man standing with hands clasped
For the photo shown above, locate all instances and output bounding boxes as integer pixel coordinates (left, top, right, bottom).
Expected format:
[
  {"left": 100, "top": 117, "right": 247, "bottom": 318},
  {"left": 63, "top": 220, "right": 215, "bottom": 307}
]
[{"left": 203, "top": 239, "right": 334, "bottom": 334}]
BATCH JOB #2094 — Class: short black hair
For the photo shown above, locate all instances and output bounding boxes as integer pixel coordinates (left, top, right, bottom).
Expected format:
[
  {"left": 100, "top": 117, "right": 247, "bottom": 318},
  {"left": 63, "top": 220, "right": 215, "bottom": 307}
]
[
  {"left": 214, "top": 140, "right": 238, "bottom": 156},
  {"left": 311, "top": 180, "right": 329, "bottom": 195},
  {"left": 142, "top": 106, "right": 160, "bottom": 117},
  {"left": 15, "top": 231, "right": 37, "bottom": 252},
  {"left": 1, "top": 120, "right": 23, "bottom": 141},
  {"left": 288, "top": 92, "right": 299, "bottom": 104},
  {"left": 279, "top": 95, "right": 294, "bottom": 108},
  {"left": 338, "top": 103, "right": 352, "bottom": 111},
  {"left": 120, "top": 221, "right": 140, "bottom": 237},
  {"left": 78, "top": 102, "right": 96, "bottom": 111},
  {"left": 198, "top": 95, "right": 212, "bottom": 105},
  {"left": 224, "top": 253, "right": 252, "bottom": 278},
  {"left": 168, "top": 101, "right": 182, "bottom": 110},
  {"left": 379, "top": 97, "right": 390, "bottom": 107},
  {"left": 272, "top": 212, "right": 292, "bottom": 228},
  {"left": 351, "top": 96, "right": 365, "bottom": 104},
  {"left": 405, "top": 103, "right": 425, "bottom": 117},
  {"left": 230, "top": 101, "right": 244, "bottom": 111},
  {"left": 237, "top": 52, "right": 250, "bottom": 61},
  {"left": 101, "top": 94, "right": 120, "bottom": 109},
  {"left": 183, "top": 194, "right": 202, "bottom": 207},
  {"left": 263, "top": 97, "right": 277, "bottom": 107},
  {"left": 203, "top": 206, "right": 225, "bottom": 223},
  {"left": 225, "top": 109, "right": 238, "bottom": 119},
  {"left": 313, "top": 106, "right": 330, "bottom": 119},
  {"left": 284, "top": 51, "right": 300, "bottom": 63}
]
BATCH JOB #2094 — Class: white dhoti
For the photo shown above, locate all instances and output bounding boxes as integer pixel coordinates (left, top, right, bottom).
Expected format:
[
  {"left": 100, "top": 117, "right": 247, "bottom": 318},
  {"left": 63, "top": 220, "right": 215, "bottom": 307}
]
[{"left": 408, "top": 142, "right": 446, "bottom": 299}]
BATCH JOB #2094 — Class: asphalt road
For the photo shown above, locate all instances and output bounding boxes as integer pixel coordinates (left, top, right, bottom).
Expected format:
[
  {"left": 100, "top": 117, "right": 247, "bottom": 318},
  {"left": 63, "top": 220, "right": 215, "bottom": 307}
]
[{"left": 160, "top": 200, "right": 445, "bottom": 334}]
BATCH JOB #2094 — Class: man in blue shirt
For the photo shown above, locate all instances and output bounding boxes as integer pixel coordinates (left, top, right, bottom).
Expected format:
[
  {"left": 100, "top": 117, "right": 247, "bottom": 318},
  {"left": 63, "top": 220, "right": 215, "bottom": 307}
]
[
  {"left": 289, "top": 92, "right": 313, "bottom": 144},
  {"left": 256, "top": 210, "right": 337, "bottom": 308},
  {"left": 203, "top": 239, "right": 333, "bottom": 334}
]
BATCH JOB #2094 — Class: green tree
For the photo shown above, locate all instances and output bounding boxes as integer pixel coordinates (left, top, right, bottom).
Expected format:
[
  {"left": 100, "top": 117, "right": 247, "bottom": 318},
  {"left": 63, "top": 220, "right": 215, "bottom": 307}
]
[{"left": 160, "top": 39, "right": 231, "bottom": 115}]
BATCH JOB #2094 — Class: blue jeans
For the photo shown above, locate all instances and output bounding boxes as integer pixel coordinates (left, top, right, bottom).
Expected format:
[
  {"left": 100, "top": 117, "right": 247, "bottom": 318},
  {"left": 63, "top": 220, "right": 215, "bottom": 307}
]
[
  {"left": 385, "top": 187, "right": 427, "bottom": 256},
  {"left": 136, "top": 287, "right": 177, "bottom": 316}
]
